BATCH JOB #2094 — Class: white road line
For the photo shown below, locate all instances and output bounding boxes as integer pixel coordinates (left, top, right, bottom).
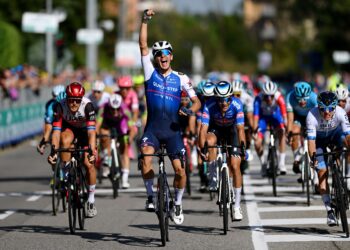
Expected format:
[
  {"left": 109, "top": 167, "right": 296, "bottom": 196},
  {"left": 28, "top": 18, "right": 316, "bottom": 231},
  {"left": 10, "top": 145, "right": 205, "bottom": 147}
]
[
  {"left": 26, "top": 195, "right": 42, "bottom": 202},
  {"left": 244, "top": 175, "right": 268, "bottom": 250},
  {"left": 243, "top": 196, "right": 309, "bottom": 202},
  {"left": 258, "top": 205, "right": 324, "bottom": 213},
  {"left": 265, "top": 234, "right": 350, "bottom": 242},
  {"left": 0, "top": 210, "right": 15, "bottom": 220},
  {"left": 245, "top": 186, "right": 302, "bottom": 194},
  {"left": 260, "top": 218, "right": 350, "bottom": 226}
]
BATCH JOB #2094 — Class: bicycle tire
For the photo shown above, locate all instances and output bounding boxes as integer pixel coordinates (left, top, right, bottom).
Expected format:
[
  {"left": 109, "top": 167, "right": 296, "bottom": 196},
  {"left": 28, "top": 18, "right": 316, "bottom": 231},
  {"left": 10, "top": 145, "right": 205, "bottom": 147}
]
[
  {"left": 269, "top": 147, "right": 278, "bottom": 197},
  {"left": 221, "top": 169, "right": 229, "bottom": 234},
  {"left": 77, "top": 168, "right": 86, "bottom": 230},
  {"left": 111, "top": 149, "right": 119, "bottom": 199},
  {"left": 157, "top": 174, "right": 167, "bottom": 246},
  {"left": 185, "top": 155, "right": 191, "bottom": 196},
  {"left": 52, "top": 161, "right": 61, "bottom": 216},
  {"left": 68, "top": 185, "right": 77, "bottom": 234},
  {"left": 333, "top": 166, "right": 349, "bottom": 237},
  {"left": 304, "top": 153, "right": 311, "bottom": 206}
]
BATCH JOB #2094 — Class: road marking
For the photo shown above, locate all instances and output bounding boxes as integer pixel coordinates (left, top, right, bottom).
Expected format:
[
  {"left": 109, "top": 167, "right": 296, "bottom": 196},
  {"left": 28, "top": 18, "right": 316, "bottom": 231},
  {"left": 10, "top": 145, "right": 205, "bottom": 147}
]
[
  {"left": 0, "top": 210, "right": 15, "bottom": 220},
  {"left": 244, "top": 175, "right": 268, "bottom": 250},
  {"left": 244, "top": 195, "right": 310, "bottom": 202},
  {"left": 265, "top": 234, "right": 350, "bottom": 242},
  {"left": 258, "top": 205, "right": 324, "bottom": 212},
  {"left": 26, "top": 195, "right": 42, "bottom": 202},
  {"left": 260, "top": 218, "right": 350, "bottom": 226},
  {"left": 245, "top": 186, "right": 302, "bottom": 194}
]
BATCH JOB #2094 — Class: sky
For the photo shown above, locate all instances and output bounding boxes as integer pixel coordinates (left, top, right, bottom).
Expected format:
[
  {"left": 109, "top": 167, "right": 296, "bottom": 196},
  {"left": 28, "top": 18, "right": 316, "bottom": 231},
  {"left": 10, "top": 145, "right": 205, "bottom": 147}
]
[{"left": 170, "top": 0, "right": 243, "bottom": 15}]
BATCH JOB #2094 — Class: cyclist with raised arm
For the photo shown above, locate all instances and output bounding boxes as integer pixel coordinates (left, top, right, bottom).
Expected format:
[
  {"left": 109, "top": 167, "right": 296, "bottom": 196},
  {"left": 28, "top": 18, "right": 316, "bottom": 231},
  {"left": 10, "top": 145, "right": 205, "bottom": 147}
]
[
  {"left": 253, "top": 81, "right": 287, "bottom": 176},
  {"left": 286, "top": 81, "right": 317, "bottom": 174},
  {"left": 306, "top": 91, "right": 350, "bottom": 226},
  {"left": 48, "top": 82, "right": 98, "bottom": 218},
  {"left": 96, "top": 94, "right": 131, "bottom": 188},
  {"left": 199, "top": 81, "right": 246, "bottom": 221},
  {"left": 139, "top": 9, "right": 201, "bottom": 225},
  {"left": 37, "top": 85, "right": 65, "bottom": 155}
]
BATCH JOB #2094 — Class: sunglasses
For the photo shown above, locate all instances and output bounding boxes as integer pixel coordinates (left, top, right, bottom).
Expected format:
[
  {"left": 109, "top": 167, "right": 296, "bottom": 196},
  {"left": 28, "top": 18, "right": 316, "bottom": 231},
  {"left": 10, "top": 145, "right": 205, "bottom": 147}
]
[
  {"left": 233, "top": 93, "right": 241, "bottom": 98},
  {"left": 93, "top": 90, "right": 102, "bottom": 94},
  {"left": 154, "top": 49, "right": 172, "bottom": 57},
  {"left": 296, "top": 96, "right": 309, "bottom": 102},
  {"left": 67, "top": 98, "right": 82, "bottom": 104},
  {"left": 319, "top": 106, "right": 335, "bottom": 112},
  {"left": 263, "top": 95, "right": 273, "bottom": 100},
  {"left": 217, "top": 97, "right": 231, "bottom": 103},
  {"left": 339, "top": 99, "right": 347, "bottom": 103}
]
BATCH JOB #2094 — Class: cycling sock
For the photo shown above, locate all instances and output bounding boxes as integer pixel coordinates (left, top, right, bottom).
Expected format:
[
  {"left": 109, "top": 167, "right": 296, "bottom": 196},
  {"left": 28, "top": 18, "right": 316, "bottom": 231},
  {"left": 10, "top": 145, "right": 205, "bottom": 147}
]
[
  {"left": 293, "top": 147, "right": 303, "bottom": 162},
  {"left": 322, "top": 194, "right": 332, "bottom": 211},
  {"left": 209, "top": 161, "right": 217, "bottom": 181},
  {"left": 234, "top": 187, "right": 242, "bottom": 208},
  {"left": 122, "top": 169, "right": 129, "bottom": 184},
  {"left": 259, "top": 150, "right": 267, "bottom": 165},
  {"left": 88, "top": 185, "right": 96, "bottom": 203},
  {"left": 175, "top": 188, "right": 184, "bottom": 205},
  {"left": 144, "top": 179, "right": 154, "bottom": 197},
  {"left": 279, "top": 152, "right": 286, "bottom": 167}
]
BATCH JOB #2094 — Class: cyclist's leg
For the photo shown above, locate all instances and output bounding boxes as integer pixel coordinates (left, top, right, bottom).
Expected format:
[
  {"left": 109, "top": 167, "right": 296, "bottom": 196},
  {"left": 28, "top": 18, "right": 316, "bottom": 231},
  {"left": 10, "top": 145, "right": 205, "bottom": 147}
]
[
  {"left": 205, "top": 130, "right": 218, "bottom": 190},
  {"left": 254, "top": 118, "right": 267, "bottom": 175},
  {"left": 119, "top": 135, "right": 130, "bottom": 188},
  {"left": 99, "top": 127, "right": 111, "bottom": 176},
  {"left": 272, "top": 110, "right": 286, "bottom": 174},
  {"left": 59, "top": 127, "right": 75, "bottom": 176},
  {"left": 291, "top": 121, "right": 303, "bottom": 173}
]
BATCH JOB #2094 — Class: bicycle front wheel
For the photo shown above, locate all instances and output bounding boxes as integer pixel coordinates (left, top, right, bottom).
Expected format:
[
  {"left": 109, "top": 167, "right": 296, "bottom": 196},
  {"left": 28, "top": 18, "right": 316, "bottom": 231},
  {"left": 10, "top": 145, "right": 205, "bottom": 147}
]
[
  {"left": 221, "top": 169, "right": 229, "bottom": 234},
  {"left": 52, "top": 161, "right": 61, "bottom": 216},
  {"left": 68, "top": 186, "right": 77, "bottom": 234},
  {"left": 157, "top": 174, "right": 167, "bottom": 246},
  {"left": 333, "top": 168, "right": 349, "bottom": 237},
  {"left": 268, "top": 147, "right": 278, "bottom": 197},
  {"left": 77, "top": 168, "right": 87, "bottom": 230},
  {"left": 111, "top": 149, "right": 119, "bottom": 199},
  {"left": 304, "top": 153, "right": 311, "bottom": 206}
]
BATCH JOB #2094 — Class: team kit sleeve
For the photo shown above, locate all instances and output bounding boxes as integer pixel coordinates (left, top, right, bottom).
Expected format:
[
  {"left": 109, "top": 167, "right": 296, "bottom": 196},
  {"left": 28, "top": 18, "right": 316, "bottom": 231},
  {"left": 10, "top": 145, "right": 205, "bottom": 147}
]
[
  {"left": 141, "top": 53, "right": 154, "bottom": 82},
  {"left": 253, "top": 96, "right": 261, "bottom": 118},
  {"left": 338, "top": 108, "right": 350, "bottom": 135},
  {"left": 233, "top": 98, "right": 245, "bottom": 125},
  {"left": 286, "top": 92, "right": 293, "bottom": 112},
  {"left": 181, "top": 74, "right": 197, "bottom": 98},
  {"left": 201, "top": 104, "right": 210, "bottom": 126},
  {"left": 306, "top": 111, "right": 317, "bottom": 140},
  {"left": 245, "top": 93, "right": 254, "bottom": 113},
  {"left": 52, "top": 103, "right": 63, "bottom": 131},
  {"left": 276, "top": 93, "right": 287, "bottom": 117},
  {"left": 85, "top": 102, "right": 96, "bottom": 131}
]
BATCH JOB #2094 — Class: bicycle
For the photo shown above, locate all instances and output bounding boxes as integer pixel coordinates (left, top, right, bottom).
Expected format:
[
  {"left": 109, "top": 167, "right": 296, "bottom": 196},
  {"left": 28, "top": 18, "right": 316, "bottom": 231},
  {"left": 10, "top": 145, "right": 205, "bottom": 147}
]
[
  {"left": 139, "top": 144, "right": 177, "bottom": 246},
  {"left": 97, "top": 129, "right": 122, "bottom": 199},
  {"left": 313, "top": 148, "right": 349, "bottom": 238},
  {"left": 204, "top": 140, "right": 243, "bottom": 235},
  {"left": 182, "top": 134, "right": 195, "bottom": 196},
  {"left": 51, "top": 144, "right": 91, "bottom": 234},
  {"left": 51, "top": 156, "right": 66, "bottom": 215},
  {"left": 264, "top": 125, "right": 278, "bottom": 197}
]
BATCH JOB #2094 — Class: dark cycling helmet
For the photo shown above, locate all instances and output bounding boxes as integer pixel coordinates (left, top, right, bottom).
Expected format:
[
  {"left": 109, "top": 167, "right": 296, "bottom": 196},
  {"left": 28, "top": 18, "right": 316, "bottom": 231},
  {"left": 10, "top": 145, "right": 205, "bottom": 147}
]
[
  {"left": 294, "top": 81, "right": 312, "bottom": 99},
  {"left": 214, "top": 81, "right": 233, "bottom": 98},
  {"left": 317, "top": 91, "right": 338, "bottom": 109},
  {"left": 152, "top": 41, "right": 173, "bottom": 56},
  {"left": 66, "top": 82, "right": 85, "bottom": 98}
]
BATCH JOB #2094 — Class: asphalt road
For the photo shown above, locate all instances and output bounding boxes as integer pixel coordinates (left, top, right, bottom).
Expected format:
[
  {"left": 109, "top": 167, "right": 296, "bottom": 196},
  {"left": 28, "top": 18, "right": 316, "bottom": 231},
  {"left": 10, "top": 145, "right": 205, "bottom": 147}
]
[{"left": 0, "top": 140, "right": 350, "bottom": 250}]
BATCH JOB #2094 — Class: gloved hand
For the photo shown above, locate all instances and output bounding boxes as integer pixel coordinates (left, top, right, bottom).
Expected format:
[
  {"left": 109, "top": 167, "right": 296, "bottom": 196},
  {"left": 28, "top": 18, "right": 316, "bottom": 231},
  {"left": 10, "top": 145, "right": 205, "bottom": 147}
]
[
  {"left": 48, "top": 153, "right": 57, "bottom": 165},
  {"left": 37, "top": 138, "right": 47, "bottom": 155}
]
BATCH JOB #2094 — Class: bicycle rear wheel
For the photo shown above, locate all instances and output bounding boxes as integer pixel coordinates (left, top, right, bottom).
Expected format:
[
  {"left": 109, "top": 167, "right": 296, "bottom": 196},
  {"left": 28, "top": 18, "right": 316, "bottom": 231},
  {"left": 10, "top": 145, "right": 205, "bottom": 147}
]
[
  {"left": 52, "top": 161, "right": 61, "bottom": 216},
  {"left": 157, "top": 174, "right": 167, "bottom": 246},
  {"left": 111, "top": 149, "right": 119, "bottom": 199},
  {"left": 304, "top": 153, "right": 311, "bottom": 206},
  {"left": 221, "top": 169, "right": 229, "bottom": 234},
  {"left": 333, "top": 167, "right": 349, "bottom": 237}
]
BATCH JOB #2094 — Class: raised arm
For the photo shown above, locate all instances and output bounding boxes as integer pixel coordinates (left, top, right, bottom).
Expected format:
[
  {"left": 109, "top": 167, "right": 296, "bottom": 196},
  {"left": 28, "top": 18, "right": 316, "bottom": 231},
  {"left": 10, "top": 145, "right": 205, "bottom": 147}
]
[{"left": 139, "top": 9, "right": 155, "bottom": 56}]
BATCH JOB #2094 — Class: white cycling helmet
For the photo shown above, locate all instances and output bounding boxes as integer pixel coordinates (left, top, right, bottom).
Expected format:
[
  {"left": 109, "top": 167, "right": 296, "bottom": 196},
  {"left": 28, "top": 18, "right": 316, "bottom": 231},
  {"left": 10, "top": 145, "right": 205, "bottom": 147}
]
[
  {"left": 152, "top": 40, "right": 173, "bottom": 56},
  {"left": 92, "top": 80, "right": 105, "bottom": 92},
  {"left": 262, "top": 80, "right": 278, "bottom": 95},
  {"left": 202, "top": 81, "right": 216, "bottom": 97},
  {"left": 335, "top": 86, "right": 349, "bottom": 100},
  {"left": 52, "top": 85, "right": 65, "bottom": 97},
  {"left": 232, "top": 80, "right": 243, "bottom": 93},
  {"left": 215, "top": 81, "right": 233, "bottom": 98},
  {"left": 109, "top": 94, "right": 122, "bottom": 109}
]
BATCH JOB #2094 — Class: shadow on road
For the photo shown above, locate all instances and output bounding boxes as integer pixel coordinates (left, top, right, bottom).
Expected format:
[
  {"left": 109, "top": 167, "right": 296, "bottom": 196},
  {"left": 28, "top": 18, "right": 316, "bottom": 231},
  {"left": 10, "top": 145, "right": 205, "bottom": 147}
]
[
  {"left": 0, "top": 209, "right": 52, "bottom": 216},
  {"left": 233, "top": 225, "right": 331, "bottom": 236}
]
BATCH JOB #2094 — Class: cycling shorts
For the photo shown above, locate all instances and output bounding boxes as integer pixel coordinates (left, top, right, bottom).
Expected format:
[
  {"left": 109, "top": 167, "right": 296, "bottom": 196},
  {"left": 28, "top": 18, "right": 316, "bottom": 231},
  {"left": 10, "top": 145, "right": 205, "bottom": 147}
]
[{"left": 208, "top": 125, "right": 241, "bottom": 156}]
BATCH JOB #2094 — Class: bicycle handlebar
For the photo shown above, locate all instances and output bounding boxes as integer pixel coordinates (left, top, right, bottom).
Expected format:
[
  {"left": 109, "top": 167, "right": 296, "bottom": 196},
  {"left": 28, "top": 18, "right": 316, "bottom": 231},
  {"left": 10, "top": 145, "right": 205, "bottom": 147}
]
[
  {"left": 51, "top": 145, "right": 93, "bottom": 156},
  {"left": 180, "top": 106, "right": 195, "bottom": 116}
]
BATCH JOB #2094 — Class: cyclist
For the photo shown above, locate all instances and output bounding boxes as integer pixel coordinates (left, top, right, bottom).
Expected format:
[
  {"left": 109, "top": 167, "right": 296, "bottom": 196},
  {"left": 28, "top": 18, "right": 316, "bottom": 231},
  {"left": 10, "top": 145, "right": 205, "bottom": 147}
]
[
  {"left": 87, "top": 80, "right": 110, "bottom": 115},
  {"left": 253, "top": 81, "right": 287, "bottom": 176},
  {"left": 48, "top": 82, "right": 98, "bottom": 218},
  {"left": 199, "top": 81, "right": 246, "bottom": 220},
  {"left": 306, "top": 91, "right": 350, "bottom": 226},
  {"left": 96, "top": 94, "right": 131, "bottom": 188},
  {"left": 37, "top": 85, "right": 65, "bottom": 154},
  {"left": 139, "top": 9, "right": 201, "bottom": 225},
  {"left": 286, "top": 81, "right": 317, "bottom": 174},
  {"left": 133, "top": 74, "right": 147, "bottom": 132}
]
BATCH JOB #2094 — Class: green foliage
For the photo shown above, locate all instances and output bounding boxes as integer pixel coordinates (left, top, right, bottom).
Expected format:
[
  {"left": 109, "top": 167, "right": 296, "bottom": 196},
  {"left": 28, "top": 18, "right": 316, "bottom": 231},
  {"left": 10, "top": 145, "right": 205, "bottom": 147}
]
[{"left": 0, "top": 21, "right": 22, "bottom": 68}]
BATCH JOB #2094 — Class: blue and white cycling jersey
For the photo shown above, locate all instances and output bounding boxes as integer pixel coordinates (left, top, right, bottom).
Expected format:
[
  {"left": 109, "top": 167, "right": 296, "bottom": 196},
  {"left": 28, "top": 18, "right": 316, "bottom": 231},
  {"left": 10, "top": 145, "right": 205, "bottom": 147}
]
[
  {"left": 142, "top": 53, "right": 196, "bottom": 131},
  {"left": 201, "top": 97, "right": 244, "bottom": 127},
  {"left": 286, "top": 90, "right": 317, "bottom": 117},
  {"left": 306, "top": 106, "right": 350, "bottom": 140},
  {"left": 44, "top": 99, "right": 57, "bottom": 124}
]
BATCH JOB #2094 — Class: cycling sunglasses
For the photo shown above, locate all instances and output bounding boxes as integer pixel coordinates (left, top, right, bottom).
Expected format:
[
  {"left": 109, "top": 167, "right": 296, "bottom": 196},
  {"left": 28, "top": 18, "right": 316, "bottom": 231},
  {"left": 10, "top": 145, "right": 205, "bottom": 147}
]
[
  {"left": 217, "top": 97, "right": 231, "bottom": 103},
  {"left": 233, "top": 93, "right": 241, "bottom": 98},
  {"left": 296, "top": 96, "right": 310, "bottom": 102},
  {"left": 154, "top": 49, "right": 172, "bottom": 57},
  {"left": 263, "top": 94, "right": 273, "bottom": 100},
  {"left": 319, "top": 106, "right": 335, "bottom": 112},
  {"left": 67, "top": 98, "right": 82, "bottom": 104}
]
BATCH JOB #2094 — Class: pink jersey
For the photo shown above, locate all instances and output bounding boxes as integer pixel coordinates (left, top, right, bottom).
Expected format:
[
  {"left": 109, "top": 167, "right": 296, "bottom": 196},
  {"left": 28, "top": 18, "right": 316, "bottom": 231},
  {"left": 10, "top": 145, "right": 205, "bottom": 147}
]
[{"left": 123, "top": 89, "right": 139, "bottom": 112}]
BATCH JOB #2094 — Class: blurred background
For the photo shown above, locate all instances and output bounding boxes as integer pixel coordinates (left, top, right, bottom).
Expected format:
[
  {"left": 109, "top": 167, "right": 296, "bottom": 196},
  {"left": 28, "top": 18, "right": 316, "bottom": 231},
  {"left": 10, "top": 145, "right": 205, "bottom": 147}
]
[{"left": 1, "top": 0, "right": 350, "bottom": 147}]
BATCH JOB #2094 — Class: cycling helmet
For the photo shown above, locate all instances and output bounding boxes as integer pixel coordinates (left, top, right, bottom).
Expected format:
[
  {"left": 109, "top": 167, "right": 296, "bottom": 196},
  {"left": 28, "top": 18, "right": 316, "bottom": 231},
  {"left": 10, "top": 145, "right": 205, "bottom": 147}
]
[
  {"left": 109, "top": 94, "right": 122, "bottom": 109},
  {"left": 232, "top": 80, "right": 243, "bottom": 93},
  {"left": 202, "top": 81, "right": 216, "bottom": 97},
  {"left": 262, "top": 80, "right": 278, "bottom": 95},
  {"left": 335, "top": 85, "right": 349, "bottom": 100},
  {"left": 196, "top": 80, "right": 206, "bottom": 95},
  {"left": 66, "top": 82, "right": 85, "bottom": 98},
  {"left": 215, "top": 81, "right": 233, "bottom": 98},
  {"left": 118, "top": 75, "right": 133, "bottom": 88},
  {"left": 152, "top": 41, "right": 173, "bottom": 56},
  {"left": 133, "top": 74, "right": 144, "bottom": 86},
  {"left": 294, "top": 81, "right": 311, "bottom": 99},
  {"left": 317, "top": 91, "right": 338, "bottom": 109},
  {"left": 52, "top": 85, "right": 65, "bottom": 97},
  {"left": 92, "top": 80, "right": 105, "bottom": 92}
]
